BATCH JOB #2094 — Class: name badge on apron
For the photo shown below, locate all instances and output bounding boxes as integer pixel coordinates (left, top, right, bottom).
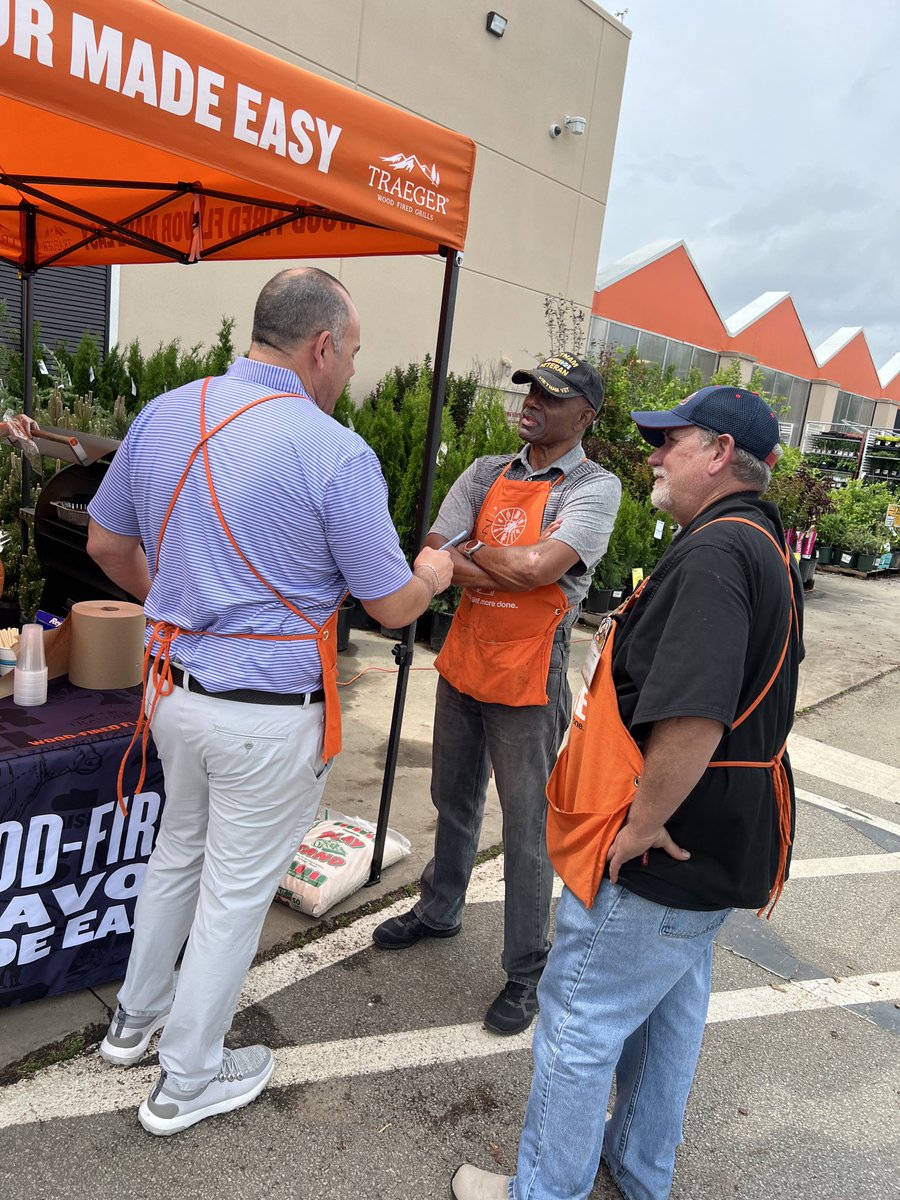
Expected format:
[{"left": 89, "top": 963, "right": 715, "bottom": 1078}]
[{"left": 581, "top": 616, "right": 613, "bottom": 688}]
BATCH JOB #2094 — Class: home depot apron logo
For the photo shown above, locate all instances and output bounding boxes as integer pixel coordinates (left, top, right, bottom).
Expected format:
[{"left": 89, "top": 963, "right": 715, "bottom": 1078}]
[
  {"left": 435, "top": 465, "right": 567, "bottom": 707},
  {"left": 366, "top": 151, "right": 449, "bottom": 221},
  {"left": 490, "top": 506, "right": 528, "bottom": 545}
]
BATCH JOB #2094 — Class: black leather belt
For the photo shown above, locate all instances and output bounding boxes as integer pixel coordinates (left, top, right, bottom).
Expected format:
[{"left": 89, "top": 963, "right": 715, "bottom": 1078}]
[{"left": 164, "top": 663, "right": 324, "bottom": 707}]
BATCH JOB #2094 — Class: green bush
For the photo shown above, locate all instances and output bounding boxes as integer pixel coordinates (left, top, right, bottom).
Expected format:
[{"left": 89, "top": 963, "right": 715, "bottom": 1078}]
[
  {"left": 765, "top": 453, "right": 834, "bottom": 531},
  {"left": 815, "top": 510, "right": 844, "bottom": 547},
  {"left": 843, "top": 525, "right": 884, "bottom": 556},
  {"left": 814, "top": 480, "right": 895, "bottom": 551},
  {"left": 582, "top": 352, "right": 783, "bottom": 505},
  {"left": 595, "top": 490, "right": 674, "bottom": 589},
  {"left": 334, "top": 359, "right": 517, "bottom": 557}
]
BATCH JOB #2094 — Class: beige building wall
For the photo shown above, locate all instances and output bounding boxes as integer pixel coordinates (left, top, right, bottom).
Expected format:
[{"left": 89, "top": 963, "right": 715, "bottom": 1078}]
[
  {"left": 872, "top": 400, "right": 898, "bottom": 430},
  {"left": 114, "top": 0, "right": 630, "bottom": 400},
  {"left": 715, "top": 352, "right": 757, "bottom": 386},
  {"left": 805, "top": 380, "right": 840, "bottom": 426}
]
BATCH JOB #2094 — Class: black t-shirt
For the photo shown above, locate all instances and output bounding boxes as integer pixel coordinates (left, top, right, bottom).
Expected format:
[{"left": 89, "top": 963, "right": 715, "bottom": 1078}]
[{"left": 612, "top": 493, "right": 805, "bottom": 911}]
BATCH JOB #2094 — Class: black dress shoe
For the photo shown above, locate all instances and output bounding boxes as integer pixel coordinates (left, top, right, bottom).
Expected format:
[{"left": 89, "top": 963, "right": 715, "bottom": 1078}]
[
  {"left": 372, "top": 907, "right": 462, "bottom": 950},
  {"left": 483, "top": 980, "right": 539, "bottom": 1035}
]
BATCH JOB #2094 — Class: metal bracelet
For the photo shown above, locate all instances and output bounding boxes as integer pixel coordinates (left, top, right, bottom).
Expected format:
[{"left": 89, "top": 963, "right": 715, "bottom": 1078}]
[{"left": 415, "top": 563, "right": 441, "bottom": 595}]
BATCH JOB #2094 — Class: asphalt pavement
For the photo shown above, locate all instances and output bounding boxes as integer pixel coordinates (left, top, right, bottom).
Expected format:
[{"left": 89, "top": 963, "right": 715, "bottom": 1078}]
[{"left": 1, "top": 568, "right": 899, "bottom": 1199}]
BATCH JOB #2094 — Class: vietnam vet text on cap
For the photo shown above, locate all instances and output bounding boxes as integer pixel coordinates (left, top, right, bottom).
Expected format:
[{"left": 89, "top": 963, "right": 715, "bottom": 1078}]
[{"left": 512, "top": 353, "right": 605, "bottom": 413}]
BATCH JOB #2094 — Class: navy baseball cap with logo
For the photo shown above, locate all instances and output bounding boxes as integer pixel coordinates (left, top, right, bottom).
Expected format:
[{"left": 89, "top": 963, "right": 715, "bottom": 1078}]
[
  {"left": 631, "top": 386, "right": 781, "bottom": 466},
  {"left": 512, "top": 353, "right": 605, "bottom": 413}
]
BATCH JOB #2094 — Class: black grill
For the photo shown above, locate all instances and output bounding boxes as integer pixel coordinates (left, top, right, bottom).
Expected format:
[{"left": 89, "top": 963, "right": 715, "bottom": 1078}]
[{"left": 31, "top": 430, "right": 132, "bottom": 616}]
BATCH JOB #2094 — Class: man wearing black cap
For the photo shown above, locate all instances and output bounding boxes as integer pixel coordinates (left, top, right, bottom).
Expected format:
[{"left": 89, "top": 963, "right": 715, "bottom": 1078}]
[
  {"left": 450, "top": 386, "right": 804, "bottom": 1200},
  {"left": 373, "top": 353, "right": 621, "bottom": 1035}
]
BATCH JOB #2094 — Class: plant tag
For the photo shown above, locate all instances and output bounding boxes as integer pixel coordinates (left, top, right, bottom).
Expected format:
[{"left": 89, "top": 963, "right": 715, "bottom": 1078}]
[
  {"left": 654, "top": 519, "right": 664, "bottom": 540},
  {"left": 631, "top": 567, "right": 644, "bottom": 589}
]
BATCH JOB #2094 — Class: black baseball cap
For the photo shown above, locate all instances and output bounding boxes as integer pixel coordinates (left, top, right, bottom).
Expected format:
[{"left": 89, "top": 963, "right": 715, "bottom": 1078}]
[
  {"left": 512, "top": 353, "right": 605, "bottom": 413},
  {"left": 631, "top": 386, "right": 781, "bottom": 465}
]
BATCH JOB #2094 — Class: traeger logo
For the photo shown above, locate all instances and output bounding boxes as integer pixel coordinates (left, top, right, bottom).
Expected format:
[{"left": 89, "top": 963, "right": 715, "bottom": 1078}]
[{"left": 366, "top": 152, "right": 448, "bottom": 221}]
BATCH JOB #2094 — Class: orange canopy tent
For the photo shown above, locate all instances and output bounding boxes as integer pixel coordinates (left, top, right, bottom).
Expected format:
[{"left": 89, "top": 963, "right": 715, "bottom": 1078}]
[
  {"left": 0, "top": 0, "right": 474, "bottom": 265},
  {"left": 0, "top": 0, "right": 477, "bottom": 876}
]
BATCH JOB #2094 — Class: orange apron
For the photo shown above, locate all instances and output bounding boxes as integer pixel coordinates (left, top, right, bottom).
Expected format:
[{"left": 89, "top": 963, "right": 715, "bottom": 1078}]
[
  {"left": 546, "top": 517, "right": 798, "bottom": 915},
  {"left": 435, "top": 464, "right": 568, "bottom": 706},
  {"left": 117, "top": 377, "right": 342, "bottom": 813}
]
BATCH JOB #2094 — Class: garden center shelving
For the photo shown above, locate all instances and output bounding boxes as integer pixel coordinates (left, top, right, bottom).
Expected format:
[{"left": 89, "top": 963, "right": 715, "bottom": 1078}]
[
  {"left": 800, "top": 421, "right": 866, "bottom": 488},
  {"left": 860, "top": 427, "right": 900, "bottom": 487}
]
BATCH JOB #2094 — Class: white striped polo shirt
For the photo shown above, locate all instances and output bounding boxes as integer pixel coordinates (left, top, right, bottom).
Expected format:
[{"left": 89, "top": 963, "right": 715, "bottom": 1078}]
[{"left": 89, "top": 358, "right": 412, "bottom": 693}]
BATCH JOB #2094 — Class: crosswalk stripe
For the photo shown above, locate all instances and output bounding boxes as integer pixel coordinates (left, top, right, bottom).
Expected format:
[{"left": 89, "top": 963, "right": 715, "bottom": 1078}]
[
  {"left": 2, "top": 969, "right": 898, "bottom": 1130},
  {"left": 789, "top": 733, "right": 900, "bottom": 804}
]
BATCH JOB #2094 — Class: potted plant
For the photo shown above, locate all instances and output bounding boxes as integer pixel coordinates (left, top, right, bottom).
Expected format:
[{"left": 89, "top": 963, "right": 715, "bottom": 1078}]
[
  {"left": 337, "top": 598, "right": 355, "bottom": 653},
  {"left": 765, "top": 453, "right": 834, "bottom": 567},
  {"left": 844, "top": 526, "right": 884, "bottom": 574},
  {"left": 428, "top": 586, "right": 460, "bottom": 653},
  {"left": 814, "top": 511, "right": 843, "bottom": 566},
  {"left": 834, "top": 545, "right": 859, "bottom": 570},
  {"left": 583, "top": 567, "right": 613, "bottom": 615}
]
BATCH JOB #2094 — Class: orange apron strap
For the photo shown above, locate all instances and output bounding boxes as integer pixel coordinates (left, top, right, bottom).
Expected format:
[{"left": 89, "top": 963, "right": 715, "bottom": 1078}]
[
  {"left": 708, "top": 744, "right": 792, "bottom": 918},
  {"left": 691, "top": 516, "right": 798, "bottom": 731},
  {"left": 693, "top": 516, "right": 798, "bottom": 915},
  {"left": 154, "top": 380, "right": 300, "bottom": 577},
  {"left": 120, "top": 379, "right": 342, "bottom": 808},
  {"left": 116, "top": 620, "right": 179, "bottom": 815},
  {"left": 548, "top": 517, "right": 797, "bottom": 913},
  {"left": 318, "top": 605, "right": 343, "bottom": 763}
]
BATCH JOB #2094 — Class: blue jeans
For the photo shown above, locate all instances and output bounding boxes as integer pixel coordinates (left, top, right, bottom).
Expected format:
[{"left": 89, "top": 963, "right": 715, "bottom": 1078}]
[
  {"left": 416, "top": 638, "right": 571, "bottom": 984},
  {"left": 512, "top": 882, "right": 731, "bottom": 1200}
]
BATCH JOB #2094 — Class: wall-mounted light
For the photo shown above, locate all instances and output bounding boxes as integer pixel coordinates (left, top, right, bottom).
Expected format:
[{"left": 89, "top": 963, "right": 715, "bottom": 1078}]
[
  {"left": 486, "top": 11, "right": 507, "bottom": 37},
  {"left": 549, "top": 115, "right": 588, "bottom": 138}
]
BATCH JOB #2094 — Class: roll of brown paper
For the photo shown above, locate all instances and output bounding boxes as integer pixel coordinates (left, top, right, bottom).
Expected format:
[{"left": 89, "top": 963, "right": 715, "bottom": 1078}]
[{"left": 68, "top": 600, "right": 147, "bottom": 690}]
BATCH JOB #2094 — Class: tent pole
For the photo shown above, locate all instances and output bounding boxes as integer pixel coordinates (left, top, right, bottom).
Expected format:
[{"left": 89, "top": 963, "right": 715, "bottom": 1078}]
[
  {"left": 367, "top": 248, "right": 463, "bottom": 884},
  {"left": 19, "top": 204, "right": 37, "bottom": 563}
]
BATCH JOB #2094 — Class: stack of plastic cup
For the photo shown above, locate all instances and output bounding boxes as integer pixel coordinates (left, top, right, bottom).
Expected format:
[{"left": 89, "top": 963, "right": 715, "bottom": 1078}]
[{"left": 13, "top": 623, "right": 48, "bottom": 707}]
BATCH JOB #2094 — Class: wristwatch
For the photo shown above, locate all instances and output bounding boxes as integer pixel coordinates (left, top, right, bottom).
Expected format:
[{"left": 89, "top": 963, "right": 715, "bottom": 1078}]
[{"left": 461, "top": 538, "right": 485, "bottom": 560}]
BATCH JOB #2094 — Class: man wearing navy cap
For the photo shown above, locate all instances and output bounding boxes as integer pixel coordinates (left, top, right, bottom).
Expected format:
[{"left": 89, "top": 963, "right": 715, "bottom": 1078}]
[
  {"left": 451, "top": 385, "right": 804, "bottom": 1200},
  {"left": 374, "top": 353, "right": 621, "bottom": 1036}
]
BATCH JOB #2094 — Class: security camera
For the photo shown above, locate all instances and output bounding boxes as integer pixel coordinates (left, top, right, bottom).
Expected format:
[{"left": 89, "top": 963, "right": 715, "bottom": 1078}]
[
  {"left": 549, "top": 123, "right": 563, "bottom": 138},
  {"left": 564, "top": 115, "right": 587, "bottom": 136}
]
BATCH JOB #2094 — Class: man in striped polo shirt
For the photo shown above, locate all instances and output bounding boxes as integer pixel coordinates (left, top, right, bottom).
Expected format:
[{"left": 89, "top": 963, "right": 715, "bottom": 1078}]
[{"left": 88, "top": 268, "right": 452, "bottom": 1135}]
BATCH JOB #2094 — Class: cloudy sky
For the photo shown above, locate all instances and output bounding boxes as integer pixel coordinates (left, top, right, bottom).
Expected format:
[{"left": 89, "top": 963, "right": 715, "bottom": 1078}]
[{"left": 598, "top": 0, "right": 900, "bottom": 371}]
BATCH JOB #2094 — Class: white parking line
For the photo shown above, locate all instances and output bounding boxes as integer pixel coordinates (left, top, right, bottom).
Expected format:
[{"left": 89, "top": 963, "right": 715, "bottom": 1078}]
[
  {"left": 3, "top": 793, "right": 896, "bottom": 1134},
  {"left": 789, "top": 734, "right": 900, "bottom": 804},
  {"left": 789, "top": 852, "right": 900, "bottom": 877},
  {"left": 796, "top": 788, "right": 900, "bottom": 837},
  {"left": 707, "top": 971, "right": 900, "bottom": 1023},
  {"left": 2, "top": 970, "right": 898, "bottom": 1130},
  {"left": 245, "top": 832, "right": 898, "bottom": 1012}
]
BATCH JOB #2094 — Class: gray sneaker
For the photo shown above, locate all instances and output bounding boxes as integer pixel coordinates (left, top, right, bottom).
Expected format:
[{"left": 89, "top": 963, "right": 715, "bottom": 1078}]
[
  {"left": 99, "top": 1004, "right": 170, "bottom": 1065},
  {"left": 138, "top": 1045, "right": 275, "bottom": 1136}
]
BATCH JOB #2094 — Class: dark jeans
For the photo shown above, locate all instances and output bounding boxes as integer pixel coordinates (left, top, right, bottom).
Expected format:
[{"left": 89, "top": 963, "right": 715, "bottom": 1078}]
[{"left": 416, "top": 638, "right": 571, "bottom": 984}]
